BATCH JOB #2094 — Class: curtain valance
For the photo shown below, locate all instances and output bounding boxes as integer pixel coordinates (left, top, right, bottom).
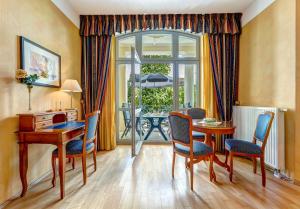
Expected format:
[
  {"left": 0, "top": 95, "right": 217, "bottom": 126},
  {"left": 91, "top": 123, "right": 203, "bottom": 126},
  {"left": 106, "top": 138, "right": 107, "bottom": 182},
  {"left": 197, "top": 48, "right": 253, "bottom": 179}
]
[{"left": 80, "top": 13, "right": 242, "bottom": 36}]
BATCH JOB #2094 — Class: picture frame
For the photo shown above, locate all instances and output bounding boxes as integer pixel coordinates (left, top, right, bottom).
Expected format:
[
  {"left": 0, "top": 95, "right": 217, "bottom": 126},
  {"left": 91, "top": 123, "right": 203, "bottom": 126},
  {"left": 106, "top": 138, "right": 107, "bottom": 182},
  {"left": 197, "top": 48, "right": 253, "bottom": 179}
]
[{"left": 20, "top": 36, "right": 61, "bottom": 88}]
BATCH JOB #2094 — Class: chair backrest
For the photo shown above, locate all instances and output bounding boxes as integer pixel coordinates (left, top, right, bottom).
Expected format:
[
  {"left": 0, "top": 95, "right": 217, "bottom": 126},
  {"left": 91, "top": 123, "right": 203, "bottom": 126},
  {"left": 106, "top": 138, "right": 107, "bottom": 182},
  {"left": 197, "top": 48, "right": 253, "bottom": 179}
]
[
  {"left": 84, "top": 111, "right": 100, "bottom": 145},
  {"left": 187, "top": 108, "right": 206, "bottom": 120},
  {"left": 168, "top": 112, "right": 192, "bottom": 145},
  {"left": 122, "top": 103, "right": 131, "bottom": 126},
  {"left": 253, "top": 111, "right": 275, "bottom": 149},
  {"left": 81, "top": 99, "right": 86, "bottom": 117}
]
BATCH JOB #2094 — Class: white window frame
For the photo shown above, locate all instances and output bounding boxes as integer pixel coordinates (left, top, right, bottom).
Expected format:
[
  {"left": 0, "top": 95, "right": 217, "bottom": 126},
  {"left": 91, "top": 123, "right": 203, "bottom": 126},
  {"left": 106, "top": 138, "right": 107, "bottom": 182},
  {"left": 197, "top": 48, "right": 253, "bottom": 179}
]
[
  {"left": 115, "top": 31, "right": 201, "bottom": 142},
  {"left": 116, "top": 30, "right": 201, "bottom": 109}
]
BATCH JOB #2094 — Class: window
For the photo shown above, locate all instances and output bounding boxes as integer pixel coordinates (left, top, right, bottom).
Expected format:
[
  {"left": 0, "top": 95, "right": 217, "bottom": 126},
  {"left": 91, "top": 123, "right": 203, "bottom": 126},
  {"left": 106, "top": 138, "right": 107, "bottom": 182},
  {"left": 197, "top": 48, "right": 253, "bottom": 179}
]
[
  {"left": 142, "top": 34, "right": 172, "bottom": 57},
  {"left": 116, "top": 31, "right": 200, "bottom": 109},
  {"left": 118, "top": 36, "right": 135, "bottom": 58},
  {"left": 179, "top": 36, "right": 197, "bottom": 58},
  {"left": 116, "top": 31, "right": 200, "bottom": 142},
  {"left": 178, "top": 64, "right": 199, "bottom": 108}
]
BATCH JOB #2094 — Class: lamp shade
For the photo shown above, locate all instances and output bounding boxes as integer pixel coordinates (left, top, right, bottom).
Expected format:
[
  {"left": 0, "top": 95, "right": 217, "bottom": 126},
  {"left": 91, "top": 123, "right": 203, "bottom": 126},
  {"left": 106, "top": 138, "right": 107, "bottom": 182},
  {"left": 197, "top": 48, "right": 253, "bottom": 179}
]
[{"left": 61, "top": 79, "right": 82, "bottom": 92}]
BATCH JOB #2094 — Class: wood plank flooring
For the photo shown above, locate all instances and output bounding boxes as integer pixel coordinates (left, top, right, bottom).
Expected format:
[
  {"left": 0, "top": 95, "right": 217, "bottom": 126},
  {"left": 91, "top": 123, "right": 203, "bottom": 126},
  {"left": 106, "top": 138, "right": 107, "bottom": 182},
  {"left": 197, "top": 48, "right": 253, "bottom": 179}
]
[{"left": 4, "top": 145, "right": 300, "bottom": 209}]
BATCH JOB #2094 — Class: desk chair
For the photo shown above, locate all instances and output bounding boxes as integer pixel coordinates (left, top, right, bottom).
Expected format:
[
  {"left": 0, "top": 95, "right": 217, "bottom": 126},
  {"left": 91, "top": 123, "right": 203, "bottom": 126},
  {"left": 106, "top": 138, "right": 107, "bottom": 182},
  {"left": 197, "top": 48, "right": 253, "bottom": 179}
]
[{"left": 51, "top": 111, "right": 100, "bottom": 186}]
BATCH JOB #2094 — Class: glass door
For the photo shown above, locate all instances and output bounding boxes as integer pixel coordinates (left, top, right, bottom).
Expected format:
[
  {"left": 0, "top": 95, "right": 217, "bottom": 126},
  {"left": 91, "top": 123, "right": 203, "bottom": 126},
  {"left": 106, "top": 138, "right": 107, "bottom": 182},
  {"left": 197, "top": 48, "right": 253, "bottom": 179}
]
[
  {"left": 116, "top": 63, "right": 132, "bottom": 143},
  {"left": 177, "top": 63, "right": 200, "bottom": 111},
  {"left": 116, "top": 31, "right": 200, "bottom": 144},
  {"left": 131, "top": 47, "right": 143, "bottom": 156}
]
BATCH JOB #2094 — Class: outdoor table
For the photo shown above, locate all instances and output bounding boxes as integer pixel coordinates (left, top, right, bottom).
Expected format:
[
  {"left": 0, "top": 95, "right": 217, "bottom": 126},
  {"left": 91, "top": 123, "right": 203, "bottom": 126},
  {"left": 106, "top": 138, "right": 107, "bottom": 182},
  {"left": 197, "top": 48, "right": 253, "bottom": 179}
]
[{"left": 142, "top": 113, "right": 169, "bottom": 141}]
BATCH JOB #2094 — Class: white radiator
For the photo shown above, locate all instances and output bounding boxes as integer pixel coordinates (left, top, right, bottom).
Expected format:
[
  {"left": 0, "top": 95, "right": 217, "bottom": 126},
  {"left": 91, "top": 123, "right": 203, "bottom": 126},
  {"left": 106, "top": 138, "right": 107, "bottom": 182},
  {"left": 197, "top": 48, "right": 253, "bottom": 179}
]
[{"left": 232, "top": 106, "right": 285, "bottom": 171}]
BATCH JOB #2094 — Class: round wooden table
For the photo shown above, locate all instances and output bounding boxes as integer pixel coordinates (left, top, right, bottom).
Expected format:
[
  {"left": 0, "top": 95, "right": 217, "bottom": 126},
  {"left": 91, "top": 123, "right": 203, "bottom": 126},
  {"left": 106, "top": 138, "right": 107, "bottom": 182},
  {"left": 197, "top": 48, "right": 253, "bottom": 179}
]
[{"left": 192, "top": 120, "right": 236, "bottom": 169}]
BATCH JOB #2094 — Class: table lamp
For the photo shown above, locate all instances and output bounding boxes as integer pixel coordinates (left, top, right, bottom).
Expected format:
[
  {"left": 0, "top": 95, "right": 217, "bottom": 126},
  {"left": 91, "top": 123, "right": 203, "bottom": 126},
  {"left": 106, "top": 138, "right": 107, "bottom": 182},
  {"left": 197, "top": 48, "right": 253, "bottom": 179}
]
[{"left": 61, "top": 79, "right": 82, "bottom": 109}]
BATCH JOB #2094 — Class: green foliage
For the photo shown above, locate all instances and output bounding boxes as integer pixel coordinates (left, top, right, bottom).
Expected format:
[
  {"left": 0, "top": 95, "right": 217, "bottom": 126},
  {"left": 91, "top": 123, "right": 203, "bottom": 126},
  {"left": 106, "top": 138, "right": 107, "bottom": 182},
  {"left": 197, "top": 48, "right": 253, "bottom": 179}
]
[
  {"left": 128, "top": 55, "right": 185, "bottom": 113},
  {"left": 141, "top": 63, "right": 170, "bottom": 75},
  {"left": 179, "top": 86, "right": 184, "bottom": 106},
  {"left": 141, "top": 87, "right": 173, "bottom": 113},
  {"left": 21, "top": 74, "right": 39, "bottom": 86},
  {"left": 141, "top": 55, "right": 171, "bottom": 75},
  {"left": 140, "top": 56, "right": 172, "bottom": 113}
]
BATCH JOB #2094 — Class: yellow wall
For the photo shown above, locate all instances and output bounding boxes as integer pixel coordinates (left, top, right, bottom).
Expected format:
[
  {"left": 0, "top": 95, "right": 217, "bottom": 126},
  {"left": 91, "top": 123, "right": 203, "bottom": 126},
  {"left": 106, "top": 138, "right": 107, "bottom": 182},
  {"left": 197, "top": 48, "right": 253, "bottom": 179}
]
[
  {"left": 295, "top": 0, "right": 300, "bottom": 182},
  {"left": 240, "top": 0, "right": 296, "bottom": 178},
  {"left": 0, "top": 0, "right": 81, "bottom": 203}
]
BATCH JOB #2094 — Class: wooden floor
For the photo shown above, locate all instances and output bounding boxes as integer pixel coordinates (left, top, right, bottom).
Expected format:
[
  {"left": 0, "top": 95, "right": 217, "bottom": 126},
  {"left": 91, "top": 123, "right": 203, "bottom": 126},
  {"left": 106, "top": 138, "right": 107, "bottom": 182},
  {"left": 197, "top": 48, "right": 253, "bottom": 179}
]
[{"left": 4, "top": 145, "right": 300, "bottom": 209}]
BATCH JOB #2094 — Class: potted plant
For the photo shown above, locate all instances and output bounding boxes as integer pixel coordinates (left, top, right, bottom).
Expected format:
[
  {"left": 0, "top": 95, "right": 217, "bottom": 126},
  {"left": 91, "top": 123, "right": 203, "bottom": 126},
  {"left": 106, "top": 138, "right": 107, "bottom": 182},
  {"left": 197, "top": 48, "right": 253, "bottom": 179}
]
[{"left": 15, "top": 69, "right": 48, "bottom": 111}]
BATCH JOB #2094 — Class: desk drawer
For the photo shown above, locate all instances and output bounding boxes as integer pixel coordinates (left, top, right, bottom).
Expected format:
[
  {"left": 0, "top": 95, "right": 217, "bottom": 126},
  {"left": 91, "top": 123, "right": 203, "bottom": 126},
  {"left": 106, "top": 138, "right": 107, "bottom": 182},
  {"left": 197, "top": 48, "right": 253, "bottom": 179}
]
[
  {"left": 67, "top": 116, "right": 77, "bottom": 121},
  {"left": 36, "top": 114, "right": 54, "bottom": 122},
  {"left": 67, "top": 111, "right": 77, "bottom": 117},
  {"left": 35, "top": 120, "right": 53, "bottom": 129}
]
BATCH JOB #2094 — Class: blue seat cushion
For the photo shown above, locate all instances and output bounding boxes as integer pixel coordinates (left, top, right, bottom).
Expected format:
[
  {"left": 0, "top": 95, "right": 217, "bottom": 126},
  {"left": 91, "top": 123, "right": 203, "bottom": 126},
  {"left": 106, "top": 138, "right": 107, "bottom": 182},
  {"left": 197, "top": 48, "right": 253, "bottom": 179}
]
[
  {"left": 225, "top": 139, "right": 262, "bottom": 155},
  {"left": 192, "top": 131, "right": 216, "bottom": 141},
  {"left": 175, "top": 141, "right": 213, "bottom": 156},
  {"left": 53, "top": 139, "right": 94, "bottom": 155},
  {"left": 192, "top": 131, "right": 205, "bottom": 139}
]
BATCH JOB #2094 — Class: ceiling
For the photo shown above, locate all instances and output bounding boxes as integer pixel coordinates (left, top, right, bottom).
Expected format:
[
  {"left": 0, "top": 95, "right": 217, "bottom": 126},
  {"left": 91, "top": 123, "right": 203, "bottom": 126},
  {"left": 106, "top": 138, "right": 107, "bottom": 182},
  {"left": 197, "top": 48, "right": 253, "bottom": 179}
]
[
  {"left": 52, "top": 0, "right": 276, "bottom": 28},
  {"left": 66, "top": 0, "right": 255, "bottom": 15}
]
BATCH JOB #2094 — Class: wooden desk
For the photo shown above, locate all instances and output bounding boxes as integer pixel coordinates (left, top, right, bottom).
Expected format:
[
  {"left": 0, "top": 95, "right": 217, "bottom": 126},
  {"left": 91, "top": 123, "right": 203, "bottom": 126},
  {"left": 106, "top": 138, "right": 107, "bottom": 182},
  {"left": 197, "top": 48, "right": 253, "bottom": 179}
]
[
  {"left": 18, "top": 110, "right": 83, "bottom": 199},
  {"left": 192, "top": 120, "right": 235, "bottom": 169}
]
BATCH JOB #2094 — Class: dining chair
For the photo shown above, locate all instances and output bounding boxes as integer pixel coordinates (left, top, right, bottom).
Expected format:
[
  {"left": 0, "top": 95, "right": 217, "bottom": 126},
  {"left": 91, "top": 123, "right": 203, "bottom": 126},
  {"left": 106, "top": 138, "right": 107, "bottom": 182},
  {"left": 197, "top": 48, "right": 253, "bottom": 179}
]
[
  {"left": 225, "top": 111, "right": 274, "bottom": 187},
  {"left": 168, "top": 112, "right": 215, "bottom": 191},
  {"left": 187, "top": 108, "right": 206, "bottom": 141},
  {"left": 51, "top": 111, "right": 100, "bottom": 186}
]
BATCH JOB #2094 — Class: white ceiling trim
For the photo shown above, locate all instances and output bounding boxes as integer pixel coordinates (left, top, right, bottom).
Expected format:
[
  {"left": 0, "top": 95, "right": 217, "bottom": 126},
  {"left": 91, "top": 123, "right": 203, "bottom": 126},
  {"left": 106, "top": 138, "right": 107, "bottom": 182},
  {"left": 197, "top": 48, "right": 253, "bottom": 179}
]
[
  {"left": 51, "top": 0, "right": 80, "bottom": 28},
  {"left": 51, "top": 0, "right": 276, "bottom": 29},
  {"left": 242, "top": 0, "right": 276, "bottom": 26}
]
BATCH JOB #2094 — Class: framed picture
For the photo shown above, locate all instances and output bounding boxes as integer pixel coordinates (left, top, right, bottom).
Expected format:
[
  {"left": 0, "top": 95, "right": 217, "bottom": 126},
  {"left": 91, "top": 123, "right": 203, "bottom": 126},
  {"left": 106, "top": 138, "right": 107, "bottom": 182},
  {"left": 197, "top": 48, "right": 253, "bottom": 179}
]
[{"left": 20, "top": 36, "right": 61, "bottom": 88}]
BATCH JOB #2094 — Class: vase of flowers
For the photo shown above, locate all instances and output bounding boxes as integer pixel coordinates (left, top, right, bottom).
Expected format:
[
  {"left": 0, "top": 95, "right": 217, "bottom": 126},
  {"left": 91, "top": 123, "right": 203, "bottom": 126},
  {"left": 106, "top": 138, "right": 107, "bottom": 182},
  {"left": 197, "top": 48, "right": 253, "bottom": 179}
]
[{"left": 16, "top": 69, "right": 47, "bottom": 111}]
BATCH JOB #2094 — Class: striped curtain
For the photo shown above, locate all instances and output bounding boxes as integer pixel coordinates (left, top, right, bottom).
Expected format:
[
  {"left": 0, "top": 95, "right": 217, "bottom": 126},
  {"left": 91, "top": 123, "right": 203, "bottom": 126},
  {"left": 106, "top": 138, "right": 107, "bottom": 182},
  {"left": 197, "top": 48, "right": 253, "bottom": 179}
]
[
  {"left": 99, "top": 36, "right": 117, "bottom": 151},
  {"left": 209, "top": 34, "right": 239, "bottom": 122},
  {"left": 81, "top": 35, "right": 112, "bottom": 113},
  {"left": 81, "top": 35, "right": 112, "bottom": 149},
  {"left": 208, "top": 34, "right": 240, "bottom": 152},
  {"left": 80, "top": 13, "right": 242, "bottom": 36},
  {"left": 200, "top": 34, "right": 217, "bottom": 118},
  {"left": 80, "top": 13, "right": 241, "bottom": 152}
]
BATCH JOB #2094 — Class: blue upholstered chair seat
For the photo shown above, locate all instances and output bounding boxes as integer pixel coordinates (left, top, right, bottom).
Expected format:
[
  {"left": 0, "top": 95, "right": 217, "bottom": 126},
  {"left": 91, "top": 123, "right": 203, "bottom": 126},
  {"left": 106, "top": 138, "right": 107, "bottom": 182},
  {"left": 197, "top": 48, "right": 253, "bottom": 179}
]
[
  {"left": 175, "top": 141, "right": 213, "bottom": 156},
  {"left": 53, "top": 139, "right": 94, "bottom": 155},
  {"left": 225, "top": 139, "right": 262, "bottom": 155},
  {"left": 192, "top": 131, "right": 216, "bottom": 140},
  {"left": 192, "top": 131, "right": 205, "bottom": 138}
]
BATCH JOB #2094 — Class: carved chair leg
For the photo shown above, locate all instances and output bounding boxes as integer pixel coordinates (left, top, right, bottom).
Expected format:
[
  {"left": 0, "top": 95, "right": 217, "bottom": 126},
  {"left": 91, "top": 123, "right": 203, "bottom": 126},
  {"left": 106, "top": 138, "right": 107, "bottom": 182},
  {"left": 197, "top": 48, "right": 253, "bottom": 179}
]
[
  {"left": 172, "top": 152, "right": 175, "bottom": 178},
  {"left": 93, "top": 149, "right": 97, "bottom": 171},
  {"left": 51, "top": 155, "right": 56, "bottom": 187},
  {"left": 225, "top": 150, "right": 229, "bottom": 165},
  {"left": 72, "top": 157, "right": 75, "bottom": 170},
  {"left": 82, "top": 155, "right": 87, "bottom": 185},
  {"left": 253, "top": 158, "right": 257, "bottom": 174},
  {"left": 185, "top": 157, "right": 188, "bottom": 169},
  {"left": 229, "top": 152, "right": 234, "bottom": 182},
  {"left": 260, "top": 156, "right": 266, "bottom": 187},
  {"left": 209, "top": 154, "right": 214, "bottom": 182},
  {"left": 190, "top": 162, "right": 194, "bottom": 191}
]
